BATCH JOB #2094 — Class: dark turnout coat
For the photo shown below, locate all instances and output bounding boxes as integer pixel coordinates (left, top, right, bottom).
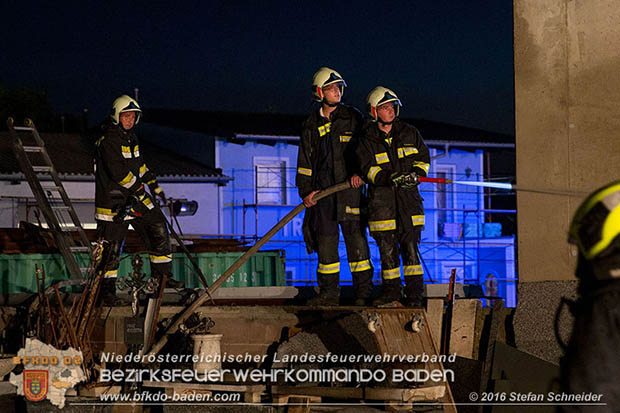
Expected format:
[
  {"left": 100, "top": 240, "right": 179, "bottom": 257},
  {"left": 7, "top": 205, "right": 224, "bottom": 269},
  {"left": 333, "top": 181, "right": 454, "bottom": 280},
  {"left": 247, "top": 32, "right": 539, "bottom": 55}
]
[
  {"left": 94, "top": 123, "right": 161, "bottom": 222},
  {"left": 356, "top": 119, "right": 430, "bottom": 235},
  {"left": 296, "top": 104, "right": 364, "bottom": 252}
]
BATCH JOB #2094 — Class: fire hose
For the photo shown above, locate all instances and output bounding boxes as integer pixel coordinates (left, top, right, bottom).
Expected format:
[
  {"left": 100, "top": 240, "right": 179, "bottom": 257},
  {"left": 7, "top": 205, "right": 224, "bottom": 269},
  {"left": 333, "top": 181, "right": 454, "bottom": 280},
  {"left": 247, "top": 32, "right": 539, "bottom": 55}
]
[
  {"left": 146, "top": 181, "right": 352, "bottom": 356},
  {"left": 146, "top": 175, "right": 581, "bottom": 356}
]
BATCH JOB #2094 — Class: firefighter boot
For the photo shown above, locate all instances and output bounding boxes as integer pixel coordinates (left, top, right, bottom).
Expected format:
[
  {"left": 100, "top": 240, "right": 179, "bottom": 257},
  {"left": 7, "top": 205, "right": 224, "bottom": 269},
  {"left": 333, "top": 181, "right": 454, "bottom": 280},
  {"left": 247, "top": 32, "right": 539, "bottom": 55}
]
[
  {"left": 100, "top": 278, "right": 117, "bottom": 306},
  {"left": 307, "top": 274, "right": 340, "bottom": 306},
  {"left": 372, "top": 278, "right": 402, "bottom": 306},
  {"left": 165, "top": 276, "right": 185, "bottom": 289},
  {"left": 403, "top": 275, "right": 425, "bottom": 307}
]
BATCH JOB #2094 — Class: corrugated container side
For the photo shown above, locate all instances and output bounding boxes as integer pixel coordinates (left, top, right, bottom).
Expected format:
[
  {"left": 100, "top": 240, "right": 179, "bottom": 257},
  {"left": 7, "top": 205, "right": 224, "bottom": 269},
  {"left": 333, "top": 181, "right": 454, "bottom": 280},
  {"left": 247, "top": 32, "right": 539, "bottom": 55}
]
[{"left": 0, "top": 251, "right": 285, "bottom": 294}]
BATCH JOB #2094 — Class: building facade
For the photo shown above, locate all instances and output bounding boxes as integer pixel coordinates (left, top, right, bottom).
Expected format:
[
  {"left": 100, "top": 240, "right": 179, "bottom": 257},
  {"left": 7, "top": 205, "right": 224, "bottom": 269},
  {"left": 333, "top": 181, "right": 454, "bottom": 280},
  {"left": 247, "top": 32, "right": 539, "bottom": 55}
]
[{"left": 215, "top": 133, "right": 517, "bottom": 306}]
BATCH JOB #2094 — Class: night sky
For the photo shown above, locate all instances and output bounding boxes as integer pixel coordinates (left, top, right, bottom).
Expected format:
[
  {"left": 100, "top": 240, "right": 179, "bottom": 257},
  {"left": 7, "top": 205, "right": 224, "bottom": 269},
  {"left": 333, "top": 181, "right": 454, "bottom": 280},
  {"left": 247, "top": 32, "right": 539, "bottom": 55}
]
[{"left": 2, "top": 1, "right": 514, "bottom": 135}]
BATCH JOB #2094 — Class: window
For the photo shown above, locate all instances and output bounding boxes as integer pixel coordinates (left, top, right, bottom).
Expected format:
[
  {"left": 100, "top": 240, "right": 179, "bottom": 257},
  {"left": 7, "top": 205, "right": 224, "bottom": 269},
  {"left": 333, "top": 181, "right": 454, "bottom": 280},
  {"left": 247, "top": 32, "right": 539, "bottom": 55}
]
[
  {"left": 435, "top": 164, "right": 456, "bottom": 237},
  {"left": 254, "top": 157, "right": 288, "bottom": 204}
]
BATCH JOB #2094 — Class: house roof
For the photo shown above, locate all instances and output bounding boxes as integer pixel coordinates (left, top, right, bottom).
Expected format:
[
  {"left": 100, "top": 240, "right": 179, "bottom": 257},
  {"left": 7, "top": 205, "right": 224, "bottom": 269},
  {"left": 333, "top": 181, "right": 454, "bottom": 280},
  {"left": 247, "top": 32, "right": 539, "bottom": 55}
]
[
  {"left": 143, "top": 108, "right": 515, "bottom": 148},
  {"left": 0, "top": 131, "right": 229, "bottom": 182}
]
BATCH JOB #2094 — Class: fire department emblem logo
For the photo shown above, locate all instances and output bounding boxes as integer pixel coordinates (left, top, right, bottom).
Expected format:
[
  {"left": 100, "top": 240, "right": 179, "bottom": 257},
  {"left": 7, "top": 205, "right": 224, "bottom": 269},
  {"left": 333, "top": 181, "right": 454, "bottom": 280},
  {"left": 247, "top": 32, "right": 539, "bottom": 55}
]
[{"left": 23, "top": 370, "right": 48, "bottom": 402}]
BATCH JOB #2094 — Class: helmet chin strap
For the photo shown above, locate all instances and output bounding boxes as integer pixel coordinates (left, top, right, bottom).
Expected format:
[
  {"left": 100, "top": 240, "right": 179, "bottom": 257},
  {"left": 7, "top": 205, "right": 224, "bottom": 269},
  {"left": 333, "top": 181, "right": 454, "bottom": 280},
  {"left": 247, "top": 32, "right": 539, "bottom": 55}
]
[
  {"left": 378, "top": 118, "right": 395, "bottom": 125},
  {"left": 323, "top": 100, "right": 339, "bottom": 108}
]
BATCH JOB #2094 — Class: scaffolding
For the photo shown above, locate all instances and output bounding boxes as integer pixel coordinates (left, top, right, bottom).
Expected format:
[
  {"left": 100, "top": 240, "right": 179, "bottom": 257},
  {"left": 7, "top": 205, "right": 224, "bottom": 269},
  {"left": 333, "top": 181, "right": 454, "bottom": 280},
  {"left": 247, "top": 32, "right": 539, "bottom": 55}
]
[{"left": 220, "top": 166, "right": 518, "bottom": 306}]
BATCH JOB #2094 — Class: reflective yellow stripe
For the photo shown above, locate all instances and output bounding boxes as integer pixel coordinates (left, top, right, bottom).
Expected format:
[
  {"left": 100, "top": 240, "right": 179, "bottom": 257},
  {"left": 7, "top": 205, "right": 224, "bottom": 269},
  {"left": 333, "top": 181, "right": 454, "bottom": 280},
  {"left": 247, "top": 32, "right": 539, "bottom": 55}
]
[
  {"left": 121, "top": 145, "right": 132, "bottom": 158},
  {"left": 147, "top": 179, "right": 157, "bottom": 185},
  {"left": 411, "top": 215, "right": 425, "bottom": 226},
  {"left": 382, "top": 267, "right": 401, "bottom": 280},
  {"left": 404, "top": 265, "right": 423, "bottom": 276},
  {"left": 104, "top": 269, "right": 118, "bottom": 278},
  {"left": 413, "top": 161, "right": 430, "bottom": 174},
  {"left": 149, "top": 254, "right": 172, "bottom": 263},
  {"left": 154, "top": 187, "right": 163, "bottom": 194},
  {"left": 384, "top": 137, "right": 392, "bottom": 145},
  {"left": 96, "top": 207, "right": 115, "bottom": 216},
  {"left": 133, "top": 145, "right": 140, "bottom": 157},
  {"left": 339, "top": 135, "right": 351, "bottom": 143},
  {"left": 142, "top": 197, "right": 154, "bottom": 210},
  {"left": 367, "top": 166, "right": 382, "bottom": 183},
  {"left": 318, "top": 122, "right": 331, "bottom": 137},
  {"left": 139, "top": 164, "right": 149, "bottom": 178},
  {"left": 369, "top": 219, "right": 396, "bottom": 232},
  {"left": 95, "top": 135, "right": 105, "bottom": 146},
  {"left": 398, "top": 147, "right": 419, "bottom": 158},
  {"left": 375, "top": 152, "right": 390, "bottom": 164},
  {"left": 349, "top": 259, "right": 371, "bottom": 272},
  {"left": 297, "top": 167, "right": 312, "bottom": 177},
  {"left": 318, "top": 262, "right": 340, "bottom": 274},
  {"left": 345, "top": 206, "right": 360, "bottom": 215},
  {"left": 119, "top": 172, "right": 136, "bottom": 189},
  {"left": 95, "top": 207, "right": 116, "bottom": 221}
]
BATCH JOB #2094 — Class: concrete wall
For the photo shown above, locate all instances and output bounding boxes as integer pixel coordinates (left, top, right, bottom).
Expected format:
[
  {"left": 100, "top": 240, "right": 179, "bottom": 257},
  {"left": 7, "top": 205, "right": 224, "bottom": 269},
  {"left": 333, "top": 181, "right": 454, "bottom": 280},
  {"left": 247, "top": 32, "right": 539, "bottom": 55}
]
[{"left": 515, "top": 0, "right": 620, "bottom": 282}]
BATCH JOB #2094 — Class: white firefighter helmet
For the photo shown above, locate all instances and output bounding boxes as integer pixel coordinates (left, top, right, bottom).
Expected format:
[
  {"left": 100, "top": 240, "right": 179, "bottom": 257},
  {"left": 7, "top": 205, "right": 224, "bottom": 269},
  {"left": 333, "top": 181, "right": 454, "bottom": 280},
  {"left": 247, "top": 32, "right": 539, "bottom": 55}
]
[
  {"left": 312, "top": 67, "right": 347, "bottom": 102},
  {"left": 366, "top": 86, "right": 402, "bottom": 121},
  {"left": 110, "top": 95, "right": 142, "bottom": 125},
  {"left": 568, "top": 180, "right": 620, "bottom": 279}
]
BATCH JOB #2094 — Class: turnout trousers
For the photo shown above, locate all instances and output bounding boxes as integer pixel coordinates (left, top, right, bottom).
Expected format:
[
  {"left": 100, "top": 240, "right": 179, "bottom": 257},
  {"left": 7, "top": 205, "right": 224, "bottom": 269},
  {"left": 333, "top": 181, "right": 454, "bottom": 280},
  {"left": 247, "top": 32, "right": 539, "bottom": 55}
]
[
  {"left": 95, "top": 207, "right": 172, "bottom": 280},
  {"left": 314, "top": 217, "right": 373, "bottom": 300},
  {"left": 372, "top": 228, "right": 424, "bottom": 305}
]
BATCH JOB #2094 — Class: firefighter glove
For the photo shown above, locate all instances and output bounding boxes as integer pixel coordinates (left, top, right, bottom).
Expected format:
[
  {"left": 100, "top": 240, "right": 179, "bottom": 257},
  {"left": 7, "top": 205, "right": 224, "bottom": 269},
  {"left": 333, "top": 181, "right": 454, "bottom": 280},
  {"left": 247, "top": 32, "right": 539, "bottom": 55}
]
[{"left": 390, "top": 172, "right": 419, "bottom": 189}]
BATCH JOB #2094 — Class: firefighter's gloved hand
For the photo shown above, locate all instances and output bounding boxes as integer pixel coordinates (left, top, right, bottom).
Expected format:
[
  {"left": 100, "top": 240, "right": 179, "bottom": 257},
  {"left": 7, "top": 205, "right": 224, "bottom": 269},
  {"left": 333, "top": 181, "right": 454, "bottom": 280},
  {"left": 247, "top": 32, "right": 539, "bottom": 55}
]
[
  {"left": 113, "top": 194, "right": 140, "bottom": 223},
  {"left": 390, "top": 172, "right": 420, "bottom": 189}
]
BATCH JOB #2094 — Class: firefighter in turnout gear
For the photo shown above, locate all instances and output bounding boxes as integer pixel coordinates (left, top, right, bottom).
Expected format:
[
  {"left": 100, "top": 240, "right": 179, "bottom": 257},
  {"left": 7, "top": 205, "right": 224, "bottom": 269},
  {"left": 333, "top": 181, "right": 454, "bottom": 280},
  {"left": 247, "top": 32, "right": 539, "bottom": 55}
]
[
  {"left": 297, "top": 67, "right": 374, "bottom": 306},
  {"left": 94, "top": 95, "right": 181, "bottom": 305},
  {"left": 559, "top": 180, "right": 620, "bottom": 411},
  {"left": 357, "top": 87, "right": 430, "bottom": 307}
]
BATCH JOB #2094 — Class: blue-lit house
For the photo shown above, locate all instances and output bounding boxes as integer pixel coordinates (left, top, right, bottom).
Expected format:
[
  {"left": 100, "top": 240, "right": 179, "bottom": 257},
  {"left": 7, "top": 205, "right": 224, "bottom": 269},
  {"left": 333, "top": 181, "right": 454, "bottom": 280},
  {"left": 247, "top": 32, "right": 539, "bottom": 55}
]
[{"left": 143, "top": 110, "right": 517, "bottom": 306}]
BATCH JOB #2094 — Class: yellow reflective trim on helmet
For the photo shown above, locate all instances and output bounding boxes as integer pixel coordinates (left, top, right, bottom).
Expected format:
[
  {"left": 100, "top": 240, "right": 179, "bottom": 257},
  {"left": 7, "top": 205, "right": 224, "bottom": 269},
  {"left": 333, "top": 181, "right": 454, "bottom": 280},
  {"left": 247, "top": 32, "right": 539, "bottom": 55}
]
[
  {"left": 586, "top": 202, "right": 620, "bottom": 260},
  {"left": 404, "top": 265, "right": 423, "bottom": 276},
  {"left": 375, "top": 152, "right": 390, "bottom": 164},
  {"left": 345, "top": 206, "right": 360, "bottom": 215},
  {"left": 570, "top": 181, "right": 620, "bottom": 260},
  {"left": 318, "top": 262, "right": 340, "bottom": 274},
  {"left": 318, "top": 122, "right": 332, "bottom": 137},
  {"left": 369, "top": 219, "right": 396, "bottom": 232},
  {"left": 297, "top": 167, "right": 312, "bottom": 177},
  {"left": 349, "top": 259, "right": 371, "bottom": 272},
  {"left": 119, "top": 172, "right": 136, "bottom": 188},
  {"left": 411, "top": 215, "right": 425, "bottom": 226},
  {"left": 413, "top": 161, "right": 430, "bottom": 174},
  {"left": 367, "top": 166, "right": 382, "bottom": 183},
  {"left": 382, "top": 267, "right": 401, "bottom": 280}
]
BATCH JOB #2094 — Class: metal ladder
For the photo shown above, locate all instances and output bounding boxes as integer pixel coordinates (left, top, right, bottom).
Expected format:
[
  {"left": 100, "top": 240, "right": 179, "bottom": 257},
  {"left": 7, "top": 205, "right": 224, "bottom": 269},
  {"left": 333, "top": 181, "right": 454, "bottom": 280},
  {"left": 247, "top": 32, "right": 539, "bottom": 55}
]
[{"left": 7, "top": 117, "right": 92, "bottom": 280}]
